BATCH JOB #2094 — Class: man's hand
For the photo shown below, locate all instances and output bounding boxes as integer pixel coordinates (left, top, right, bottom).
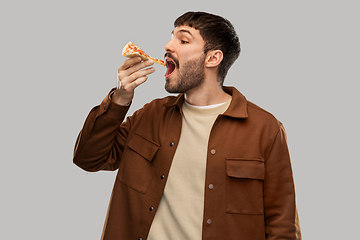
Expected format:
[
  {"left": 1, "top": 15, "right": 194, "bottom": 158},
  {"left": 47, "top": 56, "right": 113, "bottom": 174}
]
[{"left": 112, "top": 57, "right": 155, "bottom": 106}]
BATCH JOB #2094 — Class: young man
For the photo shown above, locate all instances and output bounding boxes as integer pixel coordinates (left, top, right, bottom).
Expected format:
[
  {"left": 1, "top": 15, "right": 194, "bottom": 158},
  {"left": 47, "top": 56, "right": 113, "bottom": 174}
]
[{"left": 74, "top": 12, "right": 301, "bottom": 240}]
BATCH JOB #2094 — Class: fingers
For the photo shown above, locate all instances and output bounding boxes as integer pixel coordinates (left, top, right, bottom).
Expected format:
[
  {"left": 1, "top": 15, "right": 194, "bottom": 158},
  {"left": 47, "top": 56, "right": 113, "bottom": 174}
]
[
  {"left": 112, "top": 58, "right": 155, "bottom": 106},
  {"left": 118, "top": 57, "right": 154, "bottom": 74},
  {"left": 114, "top": 58, "right": 155, "bottom": 106},
  {"left": 132, "top": 76, "right": 149, "bottom": 88},
  {"left": 118, "top": 58, "right": 155, "bottom": 90},
  {"left": 118, "top": 57, "right": 142, "bottom": 71},
  {"left": 119, "top": 64, "right": 155, "bottom": 83}
]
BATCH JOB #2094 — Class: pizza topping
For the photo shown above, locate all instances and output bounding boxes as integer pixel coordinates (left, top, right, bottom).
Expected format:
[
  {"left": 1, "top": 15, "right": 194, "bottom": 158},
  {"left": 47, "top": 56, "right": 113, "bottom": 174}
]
[
  {"left": 156, "top": 58, "right": 166, "bottom": 66},
  {"left": 123, "top": 43, "right": 135, "bottom": 55},
  {"left": 122, "top": 42, "right": 165, "bottom": 66},
  {"left": 135, "top": 48, "right": 151, "bottom": 58},
  {"left": 123, "top": 43, "right": 150, "bottom": 57}
]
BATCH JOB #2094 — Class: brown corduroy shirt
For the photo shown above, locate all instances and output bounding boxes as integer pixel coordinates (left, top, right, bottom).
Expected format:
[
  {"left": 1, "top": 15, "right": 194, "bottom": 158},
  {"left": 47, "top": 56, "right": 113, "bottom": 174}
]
[{"left": 73, "top": 86, "right": 301, "bottom": 240}]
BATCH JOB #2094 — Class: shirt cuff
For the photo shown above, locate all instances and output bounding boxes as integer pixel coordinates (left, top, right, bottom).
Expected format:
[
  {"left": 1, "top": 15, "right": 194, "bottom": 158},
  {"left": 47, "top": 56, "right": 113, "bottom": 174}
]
[{"left": 109, "top": 89, "right": 131, "bottom": 106}]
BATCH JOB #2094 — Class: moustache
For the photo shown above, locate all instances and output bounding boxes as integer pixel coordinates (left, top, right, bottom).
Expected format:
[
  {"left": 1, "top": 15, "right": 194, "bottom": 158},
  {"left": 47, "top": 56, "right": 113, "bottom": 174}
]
[{"left": 164, "top": 53, "right": 179, "bottom": 68}]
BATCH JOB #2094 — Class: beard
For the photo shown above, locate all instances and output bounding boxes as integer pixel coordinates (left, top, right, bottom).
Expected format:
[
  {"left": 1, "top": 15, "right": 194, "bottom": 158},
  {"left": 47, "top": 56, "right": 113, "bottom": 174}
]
[{"left": 165, "top": 54, "right": 206, "bottom": 94}]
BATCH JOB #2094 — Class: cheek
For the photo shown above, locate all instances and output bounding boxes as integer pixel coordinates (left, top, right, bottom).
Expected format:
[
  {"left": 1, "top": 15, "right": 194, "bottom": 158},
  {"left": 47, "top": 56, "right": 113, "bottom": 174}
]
[
  {"left": 178, "top": 46, "right": 205, "bottom": 67},
  {"left": 178, "top": 56, "right": 192, "bottom": 68}
]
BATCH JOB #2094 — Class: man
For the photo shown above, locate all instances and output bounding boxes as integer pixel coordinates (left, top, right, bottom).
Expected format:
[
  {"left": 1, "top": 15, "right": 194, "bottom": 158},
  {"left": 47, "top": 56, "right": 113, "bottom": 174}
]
[{"left": 73, "top": 11, "right": 301, "bottom": 240}]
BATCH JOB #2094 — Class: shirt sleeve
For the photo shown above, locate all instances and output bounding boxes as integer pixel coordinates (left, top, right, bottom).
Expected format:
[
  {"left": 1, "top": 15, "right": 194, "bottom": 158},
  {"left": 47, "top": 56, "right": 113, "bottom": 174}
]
[
  {"left": 264, "top": 125, "right": 302, "bottom": 239},
  {"left": 73, "top": 88, "right": 132, "bottom": 172}
]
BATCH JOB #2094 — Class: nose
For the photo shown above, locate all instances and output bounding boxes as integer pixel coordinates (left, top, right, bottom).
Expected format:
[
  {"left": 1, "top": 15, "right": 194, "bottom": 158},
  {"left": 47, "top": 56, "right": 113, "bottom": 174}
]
[{"left": 164, "top": 38, "right": 174, "bottom": 53}]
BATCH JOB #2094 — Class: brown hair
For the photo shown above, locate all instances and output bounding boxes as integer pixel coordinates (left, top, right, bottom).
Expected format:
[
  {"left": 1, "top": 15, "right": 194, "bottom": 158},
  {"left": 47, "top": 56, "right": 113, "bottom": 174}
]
[{"left": 174, "top": 11, "right": 241, "bottom": 84}]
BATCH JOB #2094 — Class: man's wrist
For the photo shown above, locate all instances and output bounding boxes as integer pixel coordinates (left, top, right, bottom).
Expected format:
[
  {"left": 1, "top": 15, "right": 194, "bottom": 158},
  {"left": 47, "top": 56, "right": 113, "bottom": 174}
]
[{"left": 109, "top": 89, "right": 131, "bottom": 106}]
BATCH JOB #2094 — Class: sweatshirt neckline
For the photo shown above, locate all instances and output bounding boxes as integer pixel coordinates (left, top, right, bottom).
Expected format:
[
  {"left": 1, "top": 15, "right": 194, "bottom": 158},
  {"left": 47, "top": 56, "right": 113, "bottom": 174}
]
[{"left": 182, "top": 99, "right": 232, "bottom": 116}]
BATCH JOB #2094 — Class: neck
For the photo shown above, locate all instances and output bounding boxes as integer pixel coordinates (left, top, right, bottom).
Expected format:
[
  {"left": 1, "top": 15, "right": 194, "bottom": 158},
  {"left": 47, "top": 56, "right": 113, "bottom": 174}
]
[{"left": 184, "top": 79, "right": 231, "bottom": 106}]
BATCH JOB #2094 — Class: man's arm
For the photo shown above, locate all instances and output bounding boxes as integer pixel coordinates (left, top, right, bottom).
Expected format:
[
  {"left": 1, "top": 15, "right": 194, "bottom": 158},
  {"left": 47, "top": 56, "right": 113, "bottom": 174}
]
[
  {"left": 264, "top": 125, "right": 302, "bottom": 239},
  {"left": 73, "top": 57, "right": 155, "bottom": 172}
]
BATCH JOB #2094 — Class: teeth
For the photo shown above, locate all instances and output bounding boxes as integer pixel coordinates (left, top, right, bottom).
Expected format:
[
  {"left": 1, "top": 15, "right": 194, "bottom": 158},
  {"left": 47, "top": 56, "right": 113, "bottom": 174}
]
[{"left": 165, "top": 57, "right": 175, "bottom": 66}]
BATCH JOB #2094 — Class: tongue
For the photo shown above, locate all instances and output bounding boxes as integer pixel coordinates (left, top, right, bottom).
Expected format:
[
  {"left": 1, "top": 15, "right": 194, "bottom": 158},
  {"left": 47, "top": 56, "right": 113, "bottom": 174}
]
[{"left": 165, "top": 62, "right": 175, "bottom": 78}]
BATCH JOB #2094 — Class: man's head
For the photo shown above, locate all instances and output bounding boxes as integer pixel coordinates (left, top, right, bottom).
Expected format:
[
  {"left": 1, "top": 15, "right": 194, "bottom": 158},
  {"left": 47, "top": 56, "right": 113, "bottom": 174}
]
[
  {"left": 164, "top": 24, "right": 207, "bottom": 93},
  {"left": 174, "top": 11, "right": 240, "bottom": 84}
]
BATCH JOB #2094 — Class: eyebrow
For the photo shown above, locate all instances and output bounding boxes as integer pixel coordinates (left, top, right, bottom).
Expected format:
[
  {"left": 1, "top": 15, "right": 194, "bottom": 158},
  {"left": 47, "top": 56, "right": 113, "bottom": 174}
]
[{"left": 172, "top": 29, "right": 193, "bottom": 38}]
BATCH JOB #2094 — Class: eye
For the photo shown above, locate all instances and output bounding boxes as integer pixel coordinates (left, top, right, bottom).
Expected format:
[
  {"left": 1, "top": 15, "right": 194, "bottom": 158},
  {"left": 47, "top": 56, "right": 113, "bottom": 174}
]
[{"left": 181, "top": 40, "right": 189, "bottom": 44}]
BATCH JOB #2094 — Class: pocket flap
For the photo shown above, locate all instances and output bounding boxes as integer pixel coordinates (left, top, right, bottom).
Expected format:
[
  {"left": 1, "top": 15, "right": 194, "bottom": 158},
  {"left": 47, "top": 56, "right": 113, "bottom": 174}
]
[
  {"left": 226, "top": 158, "right": 265, "bottom": 180},
  {"left": 127, "top": 134, "right": 160, "bottom": 161}
]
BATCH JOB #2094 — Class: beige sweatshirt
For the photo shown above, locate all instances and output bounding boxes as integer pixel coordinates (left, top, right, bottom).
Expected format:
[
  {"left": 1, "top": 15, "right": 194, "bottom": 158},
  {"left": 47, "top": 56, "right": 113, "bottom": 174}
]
[{"left": 147, "top": 99, "right": 231, "bottom": 240}]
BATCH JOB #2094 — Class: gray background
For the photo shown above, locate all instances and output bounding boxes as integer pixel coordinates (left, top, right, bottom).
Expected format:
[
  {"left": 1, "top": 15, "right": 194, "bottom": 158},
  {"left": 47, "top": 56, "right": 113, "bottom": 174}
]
[{"left": 1, "top": 0, "right": 359, "bottom": 239}]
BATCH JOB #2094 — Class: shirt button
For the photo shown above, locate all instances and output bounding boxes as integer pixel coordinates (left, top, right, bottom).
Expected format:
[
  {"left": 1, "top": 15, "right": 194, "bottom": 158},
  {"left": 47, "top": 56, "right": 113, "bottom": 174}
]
[
  {"left": 161, "top": 174, "right": 165, "bottom": 179},
  {"left": 139, "top": 238, "right": 143, "bottom": 240},
  {"left": 210, "top": 149, "right": 216, "bottom": 155},
  {"left": 207, "top": 219, "right": 212, "bottom": 225},
  {"left": 170, "top": 142, "right": 174, "bottom": 146},
  {"left": 149, "top": 207, "right": 154, "bottom": 211},
  {"left": 209, "top": 184, "right": 214, "bottom": 189},
  {"left": 103, "top": 104, "right": 106, "bottom": 109}
]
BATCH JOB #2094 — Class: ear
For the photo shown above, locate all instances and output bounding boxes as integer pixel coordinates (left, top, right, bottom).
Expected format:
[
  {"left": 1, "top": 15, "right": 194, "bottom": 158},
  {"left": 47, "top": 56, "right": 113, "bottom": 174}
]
[{"left": 205, "top": 50, "right": 223, "bottom": 68}]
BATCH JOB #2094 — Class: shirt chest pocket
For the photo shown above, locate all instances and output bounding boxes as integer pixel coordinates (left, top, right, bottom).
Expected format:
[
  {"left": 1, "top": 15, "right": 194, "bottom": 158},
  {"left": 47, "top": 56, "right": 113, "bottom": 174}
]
[
  {"left": 117, "top": 133, "right": 160, "bottom": 194},
  {"left": 226, "top": 158, "right": 265, "bottom": 215}
]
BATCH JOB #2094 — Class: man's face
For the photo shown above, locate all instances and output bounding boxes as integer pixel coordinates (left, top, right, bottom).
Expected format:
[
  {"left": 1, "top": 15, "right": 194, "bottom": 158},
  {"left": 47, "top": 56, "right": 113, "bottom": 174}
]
[{"left": 164, "top": 25, "right": 206, "bottom": 93}]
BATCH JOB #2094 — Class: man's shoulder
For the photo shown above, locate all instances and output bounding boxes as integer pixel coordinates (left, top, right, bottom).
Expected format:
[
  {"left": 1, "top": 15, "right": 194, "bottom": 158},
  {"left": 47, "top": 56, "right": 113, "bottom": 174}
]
[{"left": 246, "top": 100, "right": 283, "bottom": 127}]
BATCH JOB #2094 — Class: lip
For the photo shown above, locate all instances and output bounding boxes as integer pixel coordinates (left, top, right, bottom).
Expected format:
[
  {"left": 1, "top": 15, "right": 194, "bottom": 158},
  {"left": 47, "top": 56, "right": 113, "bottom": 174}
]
[{"left": 165, "top": 57, "right": 176, "bottom": 78}]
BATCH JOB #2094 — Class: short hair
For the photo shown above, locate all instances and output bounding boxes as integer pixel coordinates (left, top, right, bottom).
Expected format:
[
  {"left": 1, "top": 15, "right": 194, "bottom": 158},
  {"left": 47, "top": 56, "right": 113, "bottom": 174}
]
[{"left": 174, "top": 11, "right": 241, "bottom": 84}]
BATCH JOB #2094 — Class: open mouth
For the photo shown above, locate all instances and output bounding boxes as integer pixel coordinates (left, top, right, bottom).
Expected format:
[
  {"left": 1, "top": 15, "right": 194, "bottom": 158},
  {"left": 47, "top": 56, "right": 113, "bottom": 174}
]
[{"left": 165, "top": 57, "right": 176, "bottom": 78}]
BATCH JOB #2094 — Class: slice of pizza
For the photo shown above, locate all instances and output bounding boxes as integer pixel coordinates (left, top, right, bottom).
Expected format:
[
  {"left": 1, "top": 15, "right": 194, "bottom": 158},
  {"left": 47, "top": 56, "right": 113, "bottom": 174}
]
[{"left": 122, "top": 42, "right": 165, "bottom": 67}]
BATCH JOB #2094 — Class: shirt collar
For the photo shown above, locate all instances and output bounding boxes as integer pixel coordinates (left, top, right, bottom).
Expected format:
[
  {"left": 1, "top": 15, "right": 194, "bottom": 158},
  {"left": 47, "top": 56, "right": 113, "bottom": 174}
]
[{"left": 163, "top": 86, "right": 248, "bottom": 119}]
